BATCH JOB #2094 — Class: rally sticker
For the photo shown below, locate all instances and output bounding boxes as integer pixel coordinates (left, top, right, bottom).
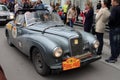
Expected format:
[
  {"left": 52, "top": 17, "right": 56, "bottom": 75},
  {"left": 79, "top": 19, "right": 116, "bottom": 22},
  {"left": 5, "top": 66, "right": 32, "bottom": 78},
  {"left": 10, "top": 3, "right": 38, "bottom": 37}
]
[
  {"left": 18, "top": 42, "right": 22, "bottom": 47},
  {"left": 6, "top": 23, "right": 12, "bottom": 30},
  {"left": 12, "top": 27, "right": 17, "bottom": 38}
]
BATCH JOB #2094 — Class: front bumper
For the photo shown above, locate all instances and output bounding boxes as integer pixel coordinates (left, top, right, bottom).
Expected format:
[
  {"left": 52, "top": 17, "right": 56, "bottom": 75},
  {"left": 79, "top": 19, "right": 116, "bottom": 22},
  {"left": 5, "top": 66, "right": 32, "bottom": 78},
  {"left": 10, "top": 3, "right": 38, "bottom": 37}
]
[
  {"left": 0, "top": 19, "right": 12, "bottom": 25},
  {"left": 50, "top": 55, "right": 101, "bottom": 70},
  {"left": 0, "top": 19, "right": 13, "bottom": 22}
]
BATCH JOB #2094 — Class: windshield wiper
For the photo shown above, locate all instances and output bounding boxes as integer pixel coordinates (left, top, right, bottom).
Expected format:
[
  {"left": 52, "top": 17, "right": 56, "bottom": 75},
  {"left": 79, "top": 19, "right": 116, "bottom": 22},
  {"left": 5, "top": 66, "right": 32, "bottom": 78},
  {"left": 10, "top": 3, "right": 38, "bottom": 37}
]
[{"left": 42, "top": 25, "right": 64, "bottom": 34}]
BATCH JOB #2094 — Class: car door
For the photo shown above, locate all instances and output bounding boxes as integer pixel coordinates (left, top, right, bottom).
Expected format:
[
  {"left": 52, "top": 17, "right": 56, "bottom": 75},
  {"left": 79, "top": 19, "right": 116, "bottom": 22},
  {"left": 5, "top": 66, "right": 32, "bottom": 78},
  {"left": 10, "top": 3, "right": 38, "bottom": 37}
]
[{"left": 11, "top": 14, "right": 25, "bottom": 50}]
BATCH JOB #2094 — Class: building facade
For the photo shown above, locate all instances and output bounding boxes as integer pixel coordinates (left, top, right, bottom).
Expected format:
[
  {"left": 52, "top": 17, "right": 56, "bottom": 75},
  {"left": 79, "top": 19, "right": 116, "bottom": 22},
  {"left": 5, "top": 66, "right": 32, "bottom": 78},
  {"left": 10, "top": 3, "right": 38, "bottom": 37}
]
[
  {"left": 14, "top": 0, "right": 100, "bottom": 10},
  {"left": 42, "top": 0, "right": 99, "bottom": 10}
]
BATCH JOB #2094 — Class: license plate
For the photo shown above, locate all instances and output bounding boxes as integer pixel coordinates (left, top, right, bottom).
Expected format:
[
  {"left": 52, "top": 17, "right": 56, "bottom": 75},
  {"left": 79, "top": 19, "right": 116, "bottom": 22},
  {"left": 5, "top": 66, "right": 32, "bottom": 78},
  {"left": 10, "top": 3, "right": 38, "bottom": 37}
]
[{"left": 62, "top": 57, "right": 80, "bottom": 71}]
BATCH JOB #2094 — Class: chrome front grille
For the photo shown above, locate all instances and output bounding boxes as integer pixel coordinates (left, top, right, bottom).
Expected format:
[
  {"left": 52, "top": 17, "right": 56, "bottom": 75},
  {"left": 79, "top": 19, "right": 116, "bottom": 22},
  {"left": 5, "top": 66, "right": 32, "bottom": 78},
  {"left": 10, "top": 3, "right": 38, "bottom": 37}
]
[{"left": 69, "top": 37, "right": 83, "bottom": 56}]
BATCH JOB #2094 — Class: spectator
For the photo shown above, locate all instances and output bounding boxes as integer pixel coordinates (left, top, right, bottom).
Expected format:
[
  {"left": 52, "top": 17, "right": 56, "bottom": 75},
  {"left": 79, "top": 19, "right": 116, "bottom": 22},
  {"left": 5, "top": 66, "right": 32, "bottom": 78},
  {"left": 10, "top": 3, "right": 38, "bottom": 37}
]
[
  {"left": 8, "top": 1, "right": 15, "bottom": 12},
  {"left": 58, "top": 9, "right": 63, "bottom": 19},
  {"left": 95, "top": 0, "right": 110, "bottom": 55},
  {"left": 80, "top": 10, "right": 85, "bottom": 24},
  {"left": 67, "top": 5, "right": 77, "bottom": 27},
  {"left": 1, "top": 1, "right": 7, "bottom": 6},
  {"left": 48, "top": 1, "right": 54, "bottom": 13},
  {"left": 67, "top": 0, "right": 72, "bottom": 11},
  {"left": 14, "top": 1, "right": 23, "bottom": 13},
  {"left": 96, "top": 0, "right": 102, "bottom": 13},
  {"left": 62, "top": 0, "right": 71, "bottom": 24},
  {"left": 105, "top": 0, "right": 120, "bottom": 63},
  {"left": 14, "top": 1, "right": 18, "bottom": 13},
  {"left": 52, "top": 5, "right": 57, "bottom": 12},
  {"left": 55, "top": 3, "right": 60, "bottom": 12},
  {"left": 34, "top": 0, "right": 44, "bottom": 9},
  {"left": 22, "top": 0, "right": 32, "bottom": 9},
  {"left": 97, "top": 0, "right": 101, "bottom": 10},
  {"left": 31, "top": 2, "right": 36, "bottom": 8},
  {"left": 83, "top": 0, "right": 94, "bottom": 32},
  {"left": 76, "top": 5, "right": 80, "bottom": 21}
]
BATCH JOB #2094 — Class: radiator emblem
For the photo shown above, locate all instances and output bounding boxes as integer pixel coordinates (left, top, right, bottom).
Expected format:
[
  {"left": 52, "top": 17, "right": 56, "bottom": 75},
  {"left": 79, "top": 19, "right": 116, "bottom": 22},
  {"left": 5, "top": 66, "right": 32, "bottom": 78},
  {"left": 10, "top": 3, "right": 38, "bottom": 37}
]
[{"left": 74, "top": 39, "right": 78, "bottom": 45}]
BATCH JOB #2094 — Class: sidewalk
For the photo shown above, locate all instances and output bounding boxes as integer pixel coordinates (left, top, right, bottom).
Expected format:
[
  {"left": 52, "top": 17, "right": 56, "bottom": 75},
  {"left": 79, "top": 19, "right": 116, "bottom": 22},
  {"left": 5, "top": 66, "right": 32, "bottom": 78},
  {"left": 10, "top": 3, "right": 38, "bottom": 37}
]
[
  {"left": 74, "top": 25, "right": 120, "bottom": 70},
  {"left": 101, "top": 38, "right": 120, "bottom": 70},
  {"left": 74, "top": 16, "right": 110, "bottom": 32}
]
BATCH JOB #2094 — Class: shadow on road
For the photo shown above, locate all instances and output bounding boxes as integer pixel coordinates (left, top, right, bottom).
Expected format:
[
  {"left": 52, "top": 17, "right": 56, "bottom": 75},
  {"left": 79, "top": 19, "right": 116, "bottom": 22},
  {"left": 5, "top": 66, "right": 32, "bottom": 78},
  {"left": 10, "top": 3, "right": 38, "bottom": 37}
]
[{"left": 45, "top": 64, "right": 98, "bottom": 80}]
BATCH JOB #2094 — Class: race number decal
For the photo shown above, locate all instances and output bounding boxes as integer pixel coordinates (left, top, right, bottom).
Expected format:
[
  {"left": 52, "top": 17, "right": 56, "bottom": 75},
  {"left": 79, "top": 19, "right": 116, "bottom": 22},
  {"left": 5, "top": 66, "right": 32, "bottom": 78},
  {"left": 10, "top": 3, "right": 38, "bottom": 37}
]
[
  {"left": 6, "top": 23, "right": 12, "bottom": 30},
  {"left": 12, "top": 27, "right": 17, "bottom": 38}
]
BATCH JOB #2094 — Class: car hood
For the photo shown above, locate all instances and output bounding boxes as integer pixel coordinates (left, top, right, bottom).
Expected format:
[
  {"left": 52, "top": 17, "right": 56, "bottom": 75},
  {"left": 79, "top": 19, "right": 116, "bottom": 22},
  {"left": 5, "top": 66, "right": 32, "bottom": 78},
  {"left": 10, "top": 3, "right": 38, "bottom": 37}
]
[
  {"left": 0, "top": 11, "right": 10, "bottom": 16},
  {"left": 27, "top": 22, "right": 80, "bottom": 39}
]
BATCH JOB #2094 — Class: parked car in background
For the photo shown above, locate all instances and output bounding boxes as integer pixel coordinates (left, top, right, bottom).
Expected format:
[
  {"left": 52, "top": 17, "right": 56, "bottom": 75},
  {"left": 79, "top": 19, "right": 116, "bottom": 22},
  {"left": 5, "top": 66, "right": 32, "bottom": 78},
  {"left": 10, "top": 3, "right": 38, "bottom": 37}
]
[
  {"left": 0, "top": 4, "right": 14, "bottom": 25},
  {"left": 0, "top": 65, "right": 7, "bottom": 80},
  {"left": 5, "top": 9, "right": 101, "bottom": 76}
]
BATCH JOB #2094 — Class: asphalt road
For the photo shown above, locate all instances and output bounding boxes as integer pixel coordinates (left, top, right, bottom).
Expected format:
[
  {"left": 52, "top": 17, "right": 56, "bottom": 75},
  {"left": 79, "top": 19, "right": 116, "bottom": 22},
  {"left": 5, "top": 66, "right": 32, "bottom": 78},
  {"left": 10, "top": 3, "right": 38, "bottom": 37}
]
[{"left": 0, "top": 26, "right": 120, "bottom": 80}]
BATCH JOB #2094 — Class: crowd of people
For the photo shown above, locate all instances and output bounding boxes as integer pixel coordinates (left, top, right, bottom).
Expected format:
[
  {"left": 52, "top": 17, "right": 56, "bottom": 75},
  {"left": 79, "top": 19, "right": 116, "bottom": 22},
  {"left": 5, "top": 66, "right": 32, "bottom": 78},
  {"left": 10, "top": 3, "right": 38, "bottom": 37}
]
[
  {"left": 0, "top": 0, "right": 120, "bottom": 63},
  {"left": 81, "top": 0, "right": 120, "bottom": 63},
  {"left": 60, "top": 0, "right": 119, "bottom": 64},
  {"left": 83, "top": 0, "right": 120, "bottom": 63}
]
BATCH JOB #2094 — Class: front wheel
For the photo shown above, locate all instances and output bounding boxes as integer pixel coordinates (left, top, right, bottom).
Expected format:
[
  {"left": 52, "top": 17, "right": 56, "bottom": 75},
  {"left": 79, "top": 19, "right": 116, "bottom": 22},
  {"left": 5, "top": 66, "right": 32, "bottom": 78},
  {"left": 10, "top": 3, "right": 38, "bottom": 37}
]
[{"left": 32, "top": 47, "right": 50, "bottom": 76}]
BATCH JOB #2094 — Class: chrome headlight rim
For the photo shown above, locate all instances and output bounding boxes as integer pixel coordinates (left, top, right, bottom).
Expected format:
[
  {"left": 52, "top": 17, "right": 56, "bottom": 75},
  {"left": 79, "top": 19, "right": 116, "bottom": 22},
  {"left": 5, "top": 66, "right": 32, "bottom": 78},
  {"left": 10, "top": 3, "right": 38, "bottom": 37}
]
[
  {"left": 9, "top": 13, "right": 14, "bottom": 19},
  {"left": 10, "top": 15, "right": 14, "bottom": 19},
  {"left": 53, "top": 47, "right": 63, "bottom": 58},
  {"left": 93, "top": 40, "right": 99, "bottom": 48}
]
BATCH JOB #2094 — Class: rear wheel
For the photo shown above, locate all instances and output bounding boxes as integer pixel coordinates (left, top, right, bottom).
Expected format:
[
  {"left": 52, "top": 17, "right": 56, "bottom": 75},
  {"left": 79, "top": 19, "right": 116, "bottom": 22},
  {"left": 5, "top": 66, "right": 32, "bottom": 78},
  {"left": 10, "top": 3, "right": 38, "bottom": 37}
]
[
  {"left": 6, "top": 33, "right": 13, "bottom": 46},
  {"left": 32, "top": 47, "right": 50, "bottom": 76}
]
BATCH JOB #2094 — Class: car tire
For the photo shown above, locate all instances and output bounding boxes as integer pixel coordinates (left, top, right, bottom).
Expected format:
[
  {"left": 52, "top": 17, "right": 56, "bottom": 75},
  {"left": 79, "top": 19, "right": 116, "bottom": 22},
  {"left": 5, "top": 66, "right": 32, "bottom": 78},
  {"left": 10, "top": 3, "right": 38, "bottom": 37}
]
[
  {"left": 32, "top": 47, "right": 50, "bottom": 76},
  {"left": 7, "top": 35, "right": 13, "bottom": 46}
]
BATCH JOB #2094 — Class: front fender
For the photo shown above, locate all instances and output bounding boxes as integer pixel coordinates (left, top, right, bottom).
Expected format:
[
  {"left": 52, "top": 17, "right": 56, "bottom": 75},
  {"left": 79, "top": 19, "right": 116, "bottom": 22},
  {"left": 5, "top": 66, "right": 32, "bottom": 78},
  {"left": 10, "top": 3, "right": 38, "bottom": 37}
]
[
  {"left": 77, "top": 30, "right": 97, "bottom": 44},
  {"left": 26, "top": 34, "right": 62, "bottom": 66}
]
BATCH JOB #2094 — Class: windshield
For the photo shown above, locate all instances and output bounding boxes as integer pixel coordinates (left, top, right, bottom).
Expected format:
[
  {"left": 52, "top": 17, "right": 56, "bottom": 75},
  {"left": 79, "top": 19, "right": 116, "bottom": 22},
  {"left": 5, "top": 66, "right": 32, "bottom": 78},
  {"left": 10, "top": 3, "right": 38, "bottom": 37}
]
[
  {"left": 24, "top": 10, "right": 64, "bottom": 26},
  {"left": 0, "top": 6, "right": 9, "bottom": 11}
]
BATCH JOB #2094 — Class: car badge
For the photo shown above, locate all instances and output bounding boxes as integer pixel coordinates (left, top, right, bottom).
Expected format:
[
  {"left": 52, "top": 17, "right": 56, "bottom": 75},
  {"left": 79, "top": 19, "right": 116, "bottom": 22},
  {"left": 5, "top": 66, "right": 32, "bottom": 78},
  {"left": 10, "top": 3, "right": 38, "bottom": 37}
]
[{"left": 74, "top": 39, "right": 78, "bottom": 45}]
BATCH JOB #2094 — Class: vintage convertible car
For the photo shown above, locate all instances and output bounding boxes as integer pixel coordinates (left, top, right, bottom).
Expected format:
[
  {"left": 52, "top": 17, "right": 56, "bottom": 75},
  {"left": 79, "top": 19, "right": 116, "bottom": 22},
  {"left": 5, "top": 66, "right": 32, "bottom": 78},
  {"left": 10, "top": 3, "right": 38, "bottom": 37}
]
[
  {"left": 0, "top": 4, "right": 14, "bottom": 24},
  {"left": 5, "top": 9, "right": 101, "bottom": 76},
  {"left": 0, "top": 65, "right": 7, "bottom": 80}
]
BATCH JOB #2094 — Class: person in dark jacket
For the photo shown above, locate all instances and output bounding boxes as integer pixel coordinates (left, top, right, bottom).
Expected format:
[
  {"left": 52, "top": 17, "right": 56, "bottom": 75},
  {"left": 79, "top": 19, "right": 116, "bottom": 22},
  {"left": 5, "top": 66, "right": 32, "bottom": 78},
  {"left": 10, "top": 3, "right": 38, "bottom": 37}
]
[
  {"left": 22, "top": 0, "right": 32, "bottom": 9},
  {"left": 84, "top": 1, "right": 94, "bottom": 32},
  {"left": 76, "top": 5, "right": 80, "bottom": 21},
  {"left": 34, "top": 0, "right": 44, "bottom": 9},
  {"left": 8, "top": 1, "right": 15, "bottom": 12},
  {"left": 96, "top": 0, "right": 101, "bottom": 10},
  {"left": 105, "top": 0, "right": 120, "bottom": 63}
]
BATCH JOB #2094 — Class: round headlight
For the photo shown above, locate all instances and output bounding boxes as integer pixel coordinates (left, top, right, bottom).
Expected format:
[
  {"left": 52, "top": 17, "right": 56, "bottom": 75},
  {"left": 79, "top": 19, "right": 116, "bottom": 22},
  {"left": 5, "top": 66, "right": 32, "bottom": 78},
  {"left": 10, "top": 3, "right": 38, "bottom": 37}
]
[
  {"left": 9, "top": 13, "right": 14, "bottom": 19},
  {"left": 10, "top": 15, "right": 14, "bottom": 19},
  {"left": 53, "top": 47, "right": 63, "bottom": 58},
  {"left": 93, "top": 40, "right": 99, "bottom": 48}
]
